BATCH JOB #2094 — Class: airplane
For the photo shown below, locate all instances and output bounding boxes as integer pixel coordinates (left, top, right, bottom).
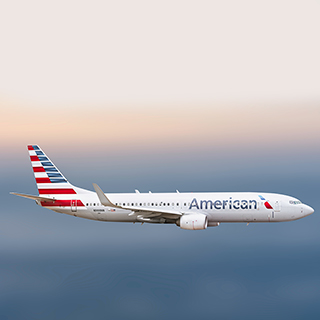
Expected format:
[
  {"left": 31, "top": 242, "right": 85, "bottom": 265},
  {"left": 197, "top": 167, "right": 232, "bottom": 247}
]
[{"left": 11, "top": 145, "right": 314, "bottom": 230}]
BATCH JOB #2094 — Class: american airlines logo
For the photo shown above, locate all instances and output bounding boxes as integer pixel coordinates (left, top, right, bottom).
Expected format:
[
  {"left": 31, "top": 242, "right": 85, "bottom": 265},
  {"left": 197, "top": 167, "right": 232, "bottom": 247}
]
[
  {"left": 258, "top": 195, "right": 274, "bottom": 209},
  {"left": 189, "top": 198, "right": 258, "bottom": 210}
]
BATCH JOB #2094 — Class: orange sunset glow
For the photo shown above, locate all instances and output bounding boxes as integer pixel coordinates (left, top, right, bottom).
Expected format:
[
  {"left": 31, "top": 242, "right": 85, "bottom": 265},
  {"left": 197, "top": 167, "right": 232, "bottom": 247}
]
[{"left": 2, "top": 98, "right": 319, "bottom": 156}]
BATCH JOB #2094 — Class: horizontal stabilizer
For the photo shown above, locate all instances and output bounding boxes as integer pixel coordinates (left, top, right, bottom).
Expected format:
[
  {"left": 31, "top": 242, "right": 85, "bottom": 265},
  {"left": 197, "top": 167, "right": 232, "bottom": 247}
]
[{"left": 10, "top": 192, "right": 56, "bottom": 202}]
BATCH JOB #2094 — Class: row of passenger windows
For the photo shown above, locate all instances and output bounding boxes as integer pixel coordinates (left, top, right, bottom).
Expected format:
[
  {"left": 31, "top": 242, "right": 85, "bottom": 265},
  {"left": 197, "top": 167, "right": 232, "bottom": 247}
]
[
  {"left": 115, "top": 202, "right": 190, "bottom": 207},
  {"left": 86, "top": 202, "right": 190, "bottom": 207}
]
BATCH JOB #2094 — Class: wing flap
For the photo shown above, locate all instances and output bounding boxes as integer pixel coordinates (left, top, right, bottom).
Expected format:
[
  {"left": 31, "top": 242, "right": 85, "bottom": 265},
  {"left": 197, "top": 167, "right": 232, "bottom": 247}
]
[{"left": 121, "top": 206, "right": 182, "bottom": 217}]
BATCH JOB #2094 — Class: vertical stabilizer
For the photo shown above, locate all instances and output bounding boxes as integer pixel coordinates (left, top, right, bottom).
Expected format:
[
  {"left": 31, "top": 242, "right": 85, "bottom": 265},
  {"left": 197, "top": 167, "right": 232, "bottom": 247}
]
[{"left": 27, "top": 145, "right": 76, "bottom": 196}]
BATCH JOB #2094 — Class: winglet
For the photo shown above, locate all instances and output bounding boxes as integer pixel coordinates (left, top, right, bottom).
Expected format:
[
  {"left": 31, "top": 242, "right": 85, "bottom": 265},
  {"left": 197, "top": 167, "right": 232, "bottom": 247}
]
[{"left": 92, "top": 183, "right": 119, "bottom": 208}]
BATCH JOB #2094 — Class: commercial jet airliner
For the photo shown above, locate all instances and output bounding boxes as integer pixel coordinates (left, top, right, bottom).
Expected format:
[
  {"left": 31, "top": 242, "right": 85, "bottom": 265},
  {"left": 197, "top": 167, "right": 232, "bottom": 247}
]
[{"left": 11, "top": 145, "right": 314, "bottom": 230}]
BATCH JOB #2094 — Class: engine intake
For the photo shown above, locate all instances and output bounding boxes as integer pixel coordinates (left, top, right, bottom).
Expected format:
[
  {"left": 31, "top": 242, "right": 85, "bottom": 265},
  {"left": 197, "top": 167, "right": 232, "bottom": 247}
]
[{"left": 179, "top": 214, "right": 208, "bottom": 230}]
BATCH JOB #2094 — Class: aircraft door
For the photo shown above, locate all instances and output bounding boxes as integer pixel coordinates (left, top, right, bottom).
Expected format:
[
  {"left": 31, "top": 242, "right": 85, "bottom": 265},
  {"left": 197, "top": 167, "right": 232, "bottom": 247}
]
[
  {"left": 71, "top": 200, "right": 77, "bottom": 212},
  {"left": 274, "top": 200, "right": 281, "bottom": 212}
]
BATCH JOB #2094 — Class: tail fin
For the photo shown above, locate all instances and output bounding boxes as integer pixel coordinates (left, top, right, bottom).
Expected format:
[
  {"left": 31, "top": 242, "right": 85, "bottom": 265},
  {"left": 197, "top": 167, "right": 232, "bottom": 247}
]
[{"left": 27, "top": 145, "right": 77, "bottom": 195}]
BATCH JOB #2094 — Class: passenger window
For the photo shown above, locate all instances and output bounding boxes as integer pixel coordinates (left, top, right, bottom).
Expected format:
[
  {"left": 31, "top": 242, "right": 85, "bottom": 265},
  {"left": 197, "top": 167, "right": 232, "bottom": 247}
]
[{"left": 140, "top": 203, "right": 142, "bottom": 206}]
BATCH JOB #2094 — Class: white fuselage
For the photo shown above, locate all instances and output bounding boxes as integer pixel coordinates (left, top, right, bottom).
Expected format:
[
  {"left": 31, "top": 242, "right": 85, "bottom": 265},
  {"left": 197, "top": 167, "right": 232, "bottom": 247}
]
[{"left": 42, "top": 189, "right": 313, "bottom": 224}]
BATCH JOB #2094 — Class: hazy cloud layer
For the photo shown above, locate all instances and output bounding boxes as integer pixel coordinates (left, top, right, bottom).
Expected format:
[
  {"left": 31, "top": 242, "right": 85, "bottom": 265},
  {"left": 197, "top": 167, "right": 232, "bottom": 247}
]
[{"left": 1, "top": 1, "right": 319, "bottom": 319}]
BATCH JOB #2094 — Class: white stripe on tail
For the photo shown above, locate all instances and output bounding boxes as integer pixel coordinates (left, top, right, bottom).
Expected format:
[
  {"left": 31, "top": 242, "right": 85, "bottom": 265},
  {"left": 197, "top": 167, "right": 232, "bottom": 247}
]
[{"left": 27, "top": 145, "right": 79, "bottom": 196}]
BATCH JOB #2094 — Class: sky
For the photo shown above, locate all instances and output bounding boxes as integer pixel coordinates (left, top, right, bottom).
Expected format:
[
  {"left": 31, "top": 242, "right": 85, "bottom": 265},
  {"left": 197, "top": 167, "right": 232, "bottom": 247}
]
[{"left": 1, "top": 1, "right": 320, "bottom": 319}]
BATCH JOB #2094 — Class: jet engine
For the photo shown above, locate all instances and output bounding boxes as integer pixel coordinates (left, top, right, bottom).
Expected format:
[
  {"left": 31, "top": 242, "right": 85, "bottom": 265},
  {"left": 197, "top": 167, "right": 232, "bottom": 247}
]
[{"left": 178, "top": 214, "right": 208, "bottom": 230}]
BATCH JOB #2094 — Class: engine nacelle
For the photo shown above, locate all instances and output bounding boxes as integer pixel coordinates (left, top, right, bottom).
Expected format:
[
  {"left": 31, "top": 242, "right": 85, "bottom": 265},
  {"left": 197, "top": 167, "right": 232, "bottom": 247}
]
[{"left": 179, "top": 214, "right": 208, "bottom": 230}]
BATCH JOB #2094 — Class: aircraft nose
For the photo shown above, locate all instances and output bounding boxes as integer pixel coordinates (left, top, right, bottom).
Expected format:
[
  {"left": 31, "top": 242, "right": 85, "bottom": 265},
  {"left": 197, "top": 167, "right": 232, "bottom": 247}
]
[{"left": 303, "top": 205, "right": 314, "bottom": 216}]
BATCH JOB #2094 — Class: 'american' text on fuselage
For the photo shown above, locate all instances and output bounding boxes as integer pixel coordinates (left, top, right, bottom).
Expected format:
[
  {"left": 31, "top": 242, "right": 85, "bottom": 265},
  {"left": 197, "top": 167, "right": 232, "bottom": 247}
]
[{"left": 189, "top": 198, "right": 257, "bottom": 210}]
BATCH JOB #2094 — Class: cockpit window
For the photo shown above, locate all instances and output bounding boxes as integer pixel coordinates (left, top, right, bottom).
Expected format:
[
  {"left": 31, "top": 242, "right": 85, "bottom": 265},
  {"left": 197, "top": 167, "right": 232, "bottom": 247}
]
[{"left": 289, "top": 200, "right": 302, "bottom": 205}]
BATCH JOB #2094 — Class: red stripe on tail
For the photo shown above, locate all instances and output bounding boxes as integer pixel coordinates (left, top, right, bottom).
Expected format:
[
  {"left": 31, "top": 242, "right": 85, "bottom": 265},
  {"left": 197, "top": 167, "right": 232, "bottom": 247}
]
[
  {"left": 30, "top": 156, "right": 39, "bottom": 161},
  {"left": 36, "top": 178, "right": 51, "bottom": 183},
  {"left": 39, "top": 189, "right": 76, "bottom": 194},
  {"left": 33, "top": 167, "right": 46, "bottom": 172}
]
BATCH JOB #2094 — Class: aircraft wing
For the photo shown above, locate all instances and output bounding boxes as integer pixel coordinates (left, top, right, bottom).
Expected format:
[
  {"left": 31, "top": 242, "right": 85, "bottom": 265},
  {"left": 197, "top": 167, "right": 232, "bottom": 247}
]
[{"left": 93, "top": 183, "right": 182, "bottom": 221}]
